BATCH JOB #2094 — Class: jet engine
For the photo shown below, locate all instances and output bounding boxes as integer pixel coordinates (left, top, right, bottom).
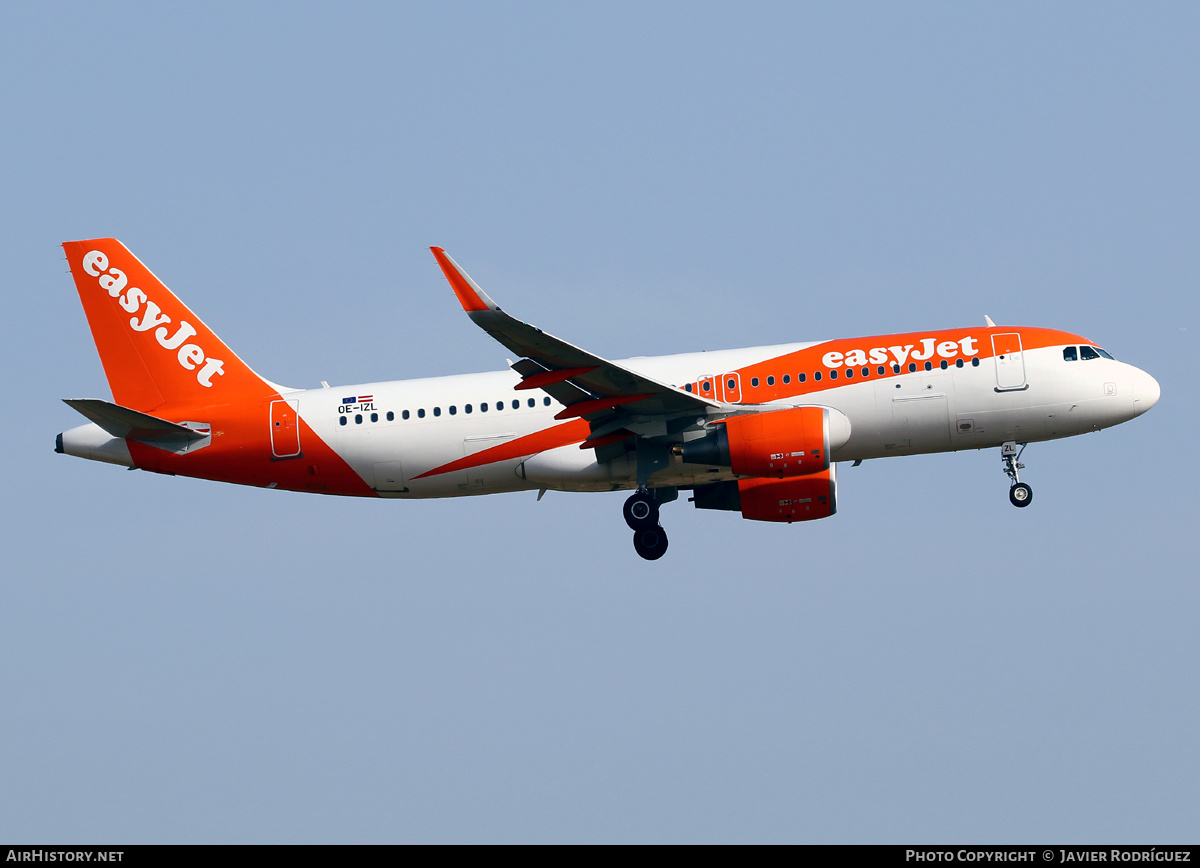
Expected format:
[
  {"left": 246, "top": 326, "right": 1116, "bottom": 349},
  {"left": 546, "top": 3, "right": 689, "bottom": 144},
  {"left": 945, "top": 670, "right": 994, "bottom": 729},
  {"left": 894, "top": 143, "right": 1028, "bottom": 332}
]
[
  {"left": 691, "top": 466, "right": 837, "bottom": 523},
  {"left": 678, "top": 406, "right": 850, "bottom": 478}
]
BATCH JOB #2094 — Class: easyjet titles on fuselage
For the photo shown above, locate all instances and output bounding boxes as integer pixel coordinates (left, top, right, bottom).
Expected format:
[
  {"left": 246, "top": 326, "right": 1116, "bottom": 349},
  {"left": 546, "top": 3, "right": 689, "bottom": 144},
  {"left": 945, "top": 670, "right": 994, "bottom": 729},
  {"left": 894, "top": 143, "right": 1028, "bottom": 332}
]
[{"left": 820, "top": 336, "right": 979, "bottom": 369}]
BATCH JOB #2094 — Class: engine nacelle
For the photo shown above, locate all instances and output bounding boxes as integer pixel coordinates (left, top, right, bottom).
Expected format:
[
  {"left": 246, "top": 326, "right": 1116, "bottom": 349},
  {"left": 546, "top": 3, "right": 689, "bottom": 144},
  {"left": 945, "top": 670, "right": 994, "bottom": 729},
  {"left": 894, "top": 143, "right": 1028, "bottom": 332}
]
[
  {"left": 691, "top": 466, "right": 837, "bottom": 523},
  {"left": 679, "top": 406, "right": 850, "bottom": 478}
]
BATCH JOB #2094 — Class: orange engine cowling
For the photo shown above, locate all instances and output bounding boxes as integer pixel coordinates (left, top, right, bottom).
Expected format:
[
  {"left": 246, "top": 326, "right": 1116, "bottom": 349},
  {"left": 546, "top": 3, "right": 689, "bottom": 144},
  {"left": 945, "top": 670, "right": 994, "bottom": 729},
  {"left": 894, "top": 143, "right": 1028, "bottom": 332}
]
[
  {"left": 690, "top": 466, "right": 837, "bottom": 523},
  {"left": 737, "top": 468, "right": 837, "bottom": 522},
  {"left": 725, "top": 406, "right": 829, "bottom": 477},
  {"left": 681, "top": 406, "right": 832, "bottom": 478}
]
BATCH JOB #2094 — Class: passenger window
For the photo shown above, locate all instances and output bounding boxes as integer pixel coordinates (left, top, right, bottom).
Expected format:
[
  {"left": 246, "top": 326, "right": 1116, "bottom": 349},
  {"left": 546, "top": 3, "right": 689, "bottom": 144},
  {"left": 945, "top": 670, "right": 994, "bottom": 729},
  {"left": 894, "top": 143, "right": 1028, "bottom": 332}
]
[
  {"left": 845, "top": 368, "right": 853, "bottom": 379},
  {"left": 1081, "top": 346, "right": 1100, "bottom": 361},
  {"left": 971, "top": 358, "right": 979, "bottom": 367},
  {"left": 924, "top": 361, "right": 932, "bottom": 371},
  {"left": 814, "top": 371, "right": 822, "bottom": 382},
  {"left": 862, "top": 367, "right": 869, "bottom": 377},
  {"left": 465, "top": 404, "right": 472, "bottom": 414},
  {"left": 767, "top": 376, "right": 775, "bottom": 386},
  {"left": 798, "top": 373, "right": 806, "bottom": 383},
  {"left": 782, "top": 374, "right": 790, "bottom": 384},
  {"left": 480, "top": 402, "right": 488, "bottom": 412},
  {"left": 339, "top": 416, "right": 347, "bottom": 426},
  {"left": 939, "top": 360, "right": 947, "bottom": 370},
  {"left": 1063, "top": 346, "right": 1078, "bottom": 362},
  {"left": 878, "top": 366, "right": 886, "bottom": 375},
  {"left": 433, "top": 407, "right": 441, "bottom": 417},
  {"left": 751, "top": 377, "right": 759, "bottom": 387},
  {"left": 685, "top": 383, "right": 693, "bottom": 392},
  {"left": 527, "top": 398, "right": 535, "bottom": 407},
  {"left": 544, "top": 397, "right": 551, "bottom": 406},
  {"left": 892, "top": 364, "right": 901, "bottom": 374},
  {"left": 955, "top": 359, "right": 963, "bottom": 368},
  {"left": 449, "top": 406, "right": 457, "bottom": 415},
  {"left": 727, "top": 378, "right": 736, "bottom": 390},
  {"left": 402, "top": 410, "right": 410, "bottom": 420},
  {"left": 512, "top": 400, "right": 519, "bottom": 409},
  {"left": 830, "top": 370, "right": 838, "bottom": 380},
  {"left": 418, "top": 408, "right": 425, "bottom": 418},
  {"left": 908, "top": 363, "right": 916, "bottom": 372},
  {"left": 371, "top": 412, "right": 379, "bottom": 422},
  {"left": 355, "top": 414, "right": 362, "bottom": 424}
]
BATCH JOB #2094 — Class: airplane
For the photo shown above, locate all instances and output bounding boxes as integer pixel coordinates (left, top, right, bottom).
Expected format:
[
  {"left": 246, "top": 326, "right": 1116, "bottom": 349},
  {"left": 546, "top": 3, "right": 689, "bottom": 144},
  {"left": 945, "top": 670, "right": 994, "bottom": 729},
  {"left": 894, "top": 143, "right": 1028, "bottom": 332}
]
[{"left": 56, "top": 238, "right": 1160, "bottom": 560}]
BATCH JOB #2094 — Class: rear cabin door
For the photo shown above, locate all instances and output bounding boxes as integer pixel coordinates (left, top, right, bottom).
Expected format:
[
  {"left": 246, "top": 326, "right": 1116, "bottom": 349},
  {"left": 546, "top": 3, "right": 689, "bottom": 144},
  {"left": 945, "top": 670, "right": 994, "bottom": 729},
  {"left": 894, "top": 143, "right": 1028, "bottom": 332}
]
[
  {"left": 991, "top": 333, "right": 1027, "bottom": 391},
  {"left": 270, "top": 399, "right": 302, "bottom": 459}
]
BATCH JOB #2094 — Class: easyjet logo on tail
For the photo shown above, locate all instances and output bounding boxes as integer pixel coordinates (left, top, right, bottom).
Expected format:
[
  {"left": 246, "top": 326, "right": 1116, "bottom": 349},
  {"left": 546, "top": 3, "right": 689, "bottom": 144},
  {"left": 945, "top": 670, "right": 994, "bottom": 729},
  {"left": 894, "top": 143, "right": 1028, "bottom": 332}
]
[{"left": 82, "top": 249, "right": 226, "bottom": 388}]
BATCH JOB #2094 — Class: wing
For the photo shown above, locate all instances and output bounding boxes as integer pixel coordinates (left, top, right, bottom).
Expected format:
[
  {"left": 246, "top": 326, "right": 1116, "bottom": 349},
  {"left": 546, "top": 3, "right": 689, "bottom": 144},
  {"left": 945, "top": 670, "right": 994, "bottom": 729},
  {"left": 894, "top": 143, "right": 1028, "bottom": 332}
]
[{"left": 430, "top": 249, "right": 723, "bottom": 446}]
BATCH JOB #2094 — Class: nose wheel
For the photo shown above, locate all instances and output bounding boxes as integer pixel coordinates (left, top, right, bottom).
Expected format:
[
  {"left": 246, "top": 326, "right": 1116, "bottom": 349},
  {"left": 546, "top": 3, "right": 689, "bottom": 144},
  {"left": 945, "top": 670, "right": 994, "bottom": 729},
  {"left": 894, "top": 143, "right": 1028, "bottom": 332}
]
[
  {"left": 625, "top": 489, "right": 669, "bottom": 560},
  {"left": 1001, "top": 442, "right": 1033, "bottom": 508}
]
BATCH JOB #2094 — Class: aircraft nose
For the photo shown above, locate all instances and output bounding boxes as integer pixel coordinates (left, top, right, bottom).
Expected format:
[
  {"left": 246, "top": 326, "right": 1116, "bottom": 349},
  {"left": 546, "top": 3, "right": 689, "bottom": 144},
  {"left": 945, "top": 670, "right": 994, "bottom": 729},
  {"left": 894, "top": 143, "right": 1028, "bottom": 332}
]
[{"left": 1132, "top": 368, "right": 1160, "bottom": 415}]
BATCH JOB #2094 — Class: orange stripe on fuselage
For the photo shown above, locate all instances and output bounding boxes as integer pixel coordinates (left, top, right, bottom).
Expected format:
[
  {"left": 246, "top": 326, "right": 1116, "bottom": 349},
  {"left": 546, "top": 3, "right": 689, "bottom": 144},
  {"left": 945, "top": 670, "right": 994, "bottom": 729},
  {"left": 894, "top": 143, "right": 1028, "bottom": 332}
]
[
  {"left": 700, "top": 326, "right": 1086, "bottom": 403},
  {"left": 413, "top": 418, "right": 591, "bottom": 480},
  {"left": 126, "top": 398, "right": 378, "bottom": 497}
]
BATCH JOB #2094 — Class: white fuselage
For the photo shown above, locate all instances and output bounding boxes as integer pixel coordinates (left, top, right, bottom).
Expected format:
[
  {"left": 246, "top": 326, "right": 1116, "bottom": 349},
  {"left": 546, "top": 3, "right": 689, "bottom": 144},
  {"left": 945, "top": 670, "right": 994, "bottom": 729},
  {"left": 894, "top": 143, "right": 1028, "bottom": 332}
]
[{"left": 290, "top": 341, "right": 1157, "bottom": 498}]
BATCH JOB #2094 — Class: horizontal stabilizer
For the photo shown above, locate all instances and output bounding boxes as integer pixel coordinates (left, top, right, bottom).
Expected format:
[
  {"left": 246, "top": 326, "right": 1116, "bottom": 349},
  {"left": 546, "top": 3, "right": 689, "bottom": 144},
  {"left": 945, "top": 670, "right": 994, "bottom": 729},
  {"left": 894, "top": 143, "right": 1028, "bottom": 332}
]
[{"left": 62, "top": 399, "right": 207, "bottom": 442}]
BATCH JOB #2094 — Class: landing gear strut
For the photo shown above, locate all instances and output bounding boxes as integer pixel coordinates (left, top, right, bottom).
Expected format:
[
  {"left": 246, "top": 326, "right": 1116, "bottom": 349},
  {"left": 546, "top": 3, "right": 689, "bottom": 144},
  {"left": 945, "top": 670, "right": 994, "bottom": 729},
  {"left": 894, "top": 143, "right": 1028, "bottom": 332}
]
[
  {"left": 1001, "top": 441, "right": 1033, "bottom": 508},
  {"left": 624, "top": 488, "right": 669, "bottom": 560}
]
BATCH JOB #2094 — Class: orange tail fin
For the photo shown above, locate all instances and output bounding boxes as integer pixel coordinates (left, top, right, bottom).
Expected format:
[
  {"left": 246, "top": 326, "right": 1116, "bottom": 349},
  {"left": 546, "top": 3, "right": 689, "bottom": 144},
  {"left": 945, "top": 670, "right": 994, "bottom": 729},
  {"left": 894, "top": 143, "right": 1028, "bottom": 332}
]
[{"left": 63, "top": 239, "right": 276, "bottom": 412}]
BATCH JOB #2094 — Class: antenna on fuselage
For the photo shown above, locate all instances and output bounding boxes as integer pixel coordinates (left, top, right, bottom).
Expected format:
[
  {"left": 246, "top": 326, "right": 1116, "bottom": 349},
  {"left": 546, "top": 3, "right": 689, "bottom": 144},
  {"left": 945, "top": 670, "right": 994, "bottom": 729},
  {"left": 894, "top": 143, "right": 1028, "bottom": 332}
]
[{"left": 984, "top": 315, "right": 996, "bottom": 327}]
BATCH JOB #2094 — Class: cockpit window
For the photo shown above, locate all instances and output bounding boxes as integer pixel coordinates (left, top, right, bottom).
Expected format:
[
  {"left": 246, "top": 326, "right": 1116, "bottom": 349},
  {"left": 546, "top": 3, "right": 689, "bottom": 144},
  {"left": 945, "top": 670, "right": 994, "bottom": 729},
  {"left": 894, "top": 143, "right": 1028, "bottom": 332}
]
[
  {"left": 1063, "top": 346, "right": 1078, "bottom": 362},
  {"left": 1080, "top": 346, "right": 1100, "bottom": 361},
  {"left": 1094, "top": 347, "right": 1114, "bottom": 360}
]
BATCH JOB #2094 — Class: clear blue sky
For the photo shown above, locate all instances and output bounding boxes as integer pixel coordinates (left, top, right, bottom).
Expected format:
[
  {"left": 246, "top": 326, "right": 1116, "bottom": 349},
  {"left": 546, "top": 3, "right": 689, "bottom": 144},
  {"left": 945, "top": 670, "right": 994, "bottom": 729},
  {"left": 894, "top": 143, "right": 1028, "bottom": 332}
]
[{"left": 2, "top": 1, "right": 1197, "bottom": 843}]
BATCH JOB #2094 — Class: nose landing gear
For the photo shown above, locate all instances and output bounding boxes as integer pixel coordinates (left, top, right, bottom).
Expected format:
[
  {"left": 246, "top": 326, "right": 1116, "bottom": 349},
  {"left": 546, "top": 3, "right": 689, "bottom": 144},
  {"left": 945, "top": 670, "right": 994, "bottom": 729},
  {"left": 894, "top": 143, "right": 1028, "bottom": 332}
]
[
  {"left": 1001, "top": 441, "right": 1033, "bottom": 508},
  {"left": 624, "top": 488, "right": 670, "bottom": 560}
]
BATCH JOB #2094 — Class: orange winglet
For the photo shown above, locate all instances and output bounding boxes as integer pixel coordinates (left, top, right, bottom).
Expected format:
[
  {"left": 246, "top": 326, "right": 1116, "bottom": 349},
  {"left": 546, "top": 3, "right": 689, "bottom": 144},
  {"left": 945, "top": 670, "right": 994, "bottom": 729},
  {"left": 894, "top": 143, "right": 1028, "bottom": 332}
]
[
  {"left": 553, "top": 394, "right": 654, "bottom": 420},
  {"left": 580, "top": 429, "right": 636, "bottom": 450},
  {"left": 430, "top": 247, "right": 491, "bottom": 312},
  {"left": 515, "top": 366, "right": 598, "bottom": 391}
]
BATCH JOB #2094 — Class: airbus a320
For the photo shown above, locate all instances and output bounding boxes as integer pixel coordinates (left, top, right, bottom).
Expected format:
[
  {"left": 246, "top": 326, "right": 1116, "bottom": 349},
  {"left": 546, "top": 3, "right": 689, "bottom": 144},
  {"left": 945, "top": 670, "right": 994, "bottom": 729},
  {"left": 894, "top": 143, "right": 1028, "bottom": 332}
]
[{"left": 56, "top": 239, "right": 1160, "bottom": 560}]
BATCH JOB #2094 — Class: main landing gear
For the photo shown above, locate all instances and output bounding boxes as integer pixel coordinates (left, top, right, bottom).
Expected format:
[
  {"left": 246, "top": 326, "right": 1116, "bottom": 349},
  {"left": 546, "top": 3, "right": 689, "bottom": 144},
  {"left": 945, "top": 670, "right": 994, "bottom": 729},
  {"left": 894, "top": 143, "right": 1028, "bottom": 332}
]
[
  {"left": 1001, "top": 441, "right": 1033, "bottom": 508},
  {"left": 624, "top": 489, "right": 668, "bottom": 560}
]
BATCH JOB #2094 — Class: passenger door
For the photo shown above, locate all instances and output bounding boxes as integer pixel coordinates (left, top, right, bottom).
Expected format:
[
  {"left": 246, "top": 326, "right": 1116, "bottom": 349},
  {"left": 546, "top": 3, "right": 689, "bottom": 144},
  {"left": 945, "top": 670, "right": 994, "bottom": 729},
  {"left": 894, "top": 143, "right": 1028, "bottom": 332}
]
[
  {"left": 991, "top": 333, "right": 1027, "bottom": 391},
  {"left": 270, "top": 399, "right": 302, "bottom": 459}
]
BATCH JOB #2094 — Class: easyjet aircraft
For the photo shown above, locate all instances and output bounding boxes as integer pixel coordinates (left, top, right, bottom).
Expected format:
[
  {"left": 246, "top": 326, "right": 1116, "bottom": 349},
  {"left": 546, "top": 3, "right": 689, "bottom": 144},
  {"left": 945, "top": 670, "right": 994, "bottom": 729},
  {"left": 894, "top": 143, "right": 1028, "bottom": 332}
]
[{"left": 57, "top": 239, "right": 1160, "bottom": 560}]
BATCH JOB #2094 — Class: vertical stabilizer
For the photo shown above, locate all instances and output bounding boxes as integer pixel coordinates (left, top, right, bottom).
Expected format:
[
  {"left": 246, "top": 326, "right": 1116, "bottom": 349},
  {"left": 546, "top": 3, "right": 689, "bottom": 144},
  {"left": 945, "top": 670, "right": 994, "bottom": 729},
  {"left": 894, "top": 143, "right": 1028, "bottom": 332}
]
[{"left": 63, "top": 239, "right": 274, "bottom": 411}]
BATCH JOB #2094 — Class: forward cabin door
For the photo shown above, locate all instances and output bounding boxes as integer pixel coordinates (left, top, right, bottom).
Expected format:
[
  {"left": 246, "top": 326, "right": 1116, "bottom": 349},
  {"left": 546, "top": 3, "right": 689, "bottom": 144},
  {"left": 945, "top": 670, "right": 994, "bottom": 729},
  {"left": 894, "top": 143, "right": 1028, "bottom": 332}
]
[
  {"left": 270, "top": 399, "right": 302, "bottom": 459},
  {"left": 991, "top": 333, "right": 1027, "bottom": 391}
]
